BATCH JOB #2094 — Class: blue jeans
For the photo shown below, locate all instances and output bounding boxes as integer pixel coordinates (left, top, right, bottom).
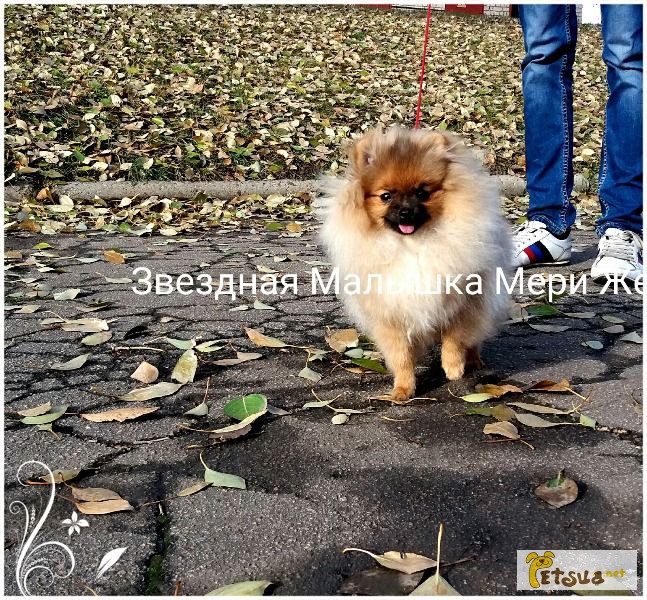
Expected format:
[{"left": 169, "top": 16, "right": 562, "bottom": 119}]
[{"left": 519, "top": 5, "right": 643, "bottom": 237}]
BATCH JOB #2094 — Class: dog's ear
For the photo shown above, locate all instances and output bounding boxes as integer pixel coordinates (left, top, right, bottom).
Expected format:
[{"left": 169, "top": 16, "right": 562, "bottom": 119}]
[
  {"left": 544, "top": 551, "right": 555, "bottom": 559},
  {"left": 419, "top": 129, "right": 463, "bottom": 155},
  {"left": 346, "top": 128, "right": 381, "bottom": 175},
  {"left": 526, "top": 552, "right": 538, "bottom": 564}
]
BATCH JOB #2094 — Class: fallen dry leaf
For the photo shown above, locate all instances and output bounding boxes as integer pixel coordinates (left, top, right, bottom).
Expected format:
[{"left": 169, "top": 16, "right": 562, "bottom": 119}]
[
  {"left": 177, "top": 481, "right": 210, "bottom": 498},
  {"left": 120, "top": 381, "right": 183, "bottom": 402},
  {"left": 474, "top": 383, "right": 522, "bottom": 397},
  {"left": 409, "top": 574, "right": 460, "bottom": 596},
  {"left": 245, "top": 327, "right": 288, "bottom": 348},
  {"left": 130, "top": 361, "right": 159, "bottom": 384},
  {"left": 325, "top": 328, "right": 359, "bottom": 353},
  {"left": 39, "top": 469, "right": 81, "bottom": 484},
  {"left": 483, "top": 421, "right": 520, "bottom": 440},
  {"left": 213, "top": 351, "right": 262, "bottom": 366},
  {"left": 103, "top": 249, "right": 125, "bottom": 264},
  {"left": 71, "top": 487, "right": 123, "bottom": 502},
  {"left": 523, "top": 379, "right": 571, "bottom": 393},
  {"left": 50, "top": 353, "right": 90, "bottom": 371},
  {"left": 80, "top": 406, "right": 159, "bottom": 423},
  {"left": 81, "top": 331, "right": 113, "bottom": 346},
  {"left": 507, "top": 402, "right": 570, "bottom": 415},
  {"left": 342, "top": 548, "right": 437, "bottom": 575},
  {"left": 515, "top": 413, "right": 572, "bottom": 428},
  {"left": 61, "top": 318, "right": 111, "bottom": 333},
  {"left": 535, "top": 472, "right": 579, "bottom": 508},
  {"left": 16, "top": 402, "right": 52, "bottom": 417},
  {"left": 75, "top": 498, "right": 134, "bottom": 515}
]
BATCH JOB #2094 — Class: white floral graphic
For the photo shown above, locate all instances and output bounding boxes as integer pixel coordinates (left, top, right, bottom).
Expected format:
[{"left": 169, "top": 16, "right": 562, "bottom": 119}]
[
  {"left": 9, "top": 461, "right": 76, "bottom": 596},
  {"left": 10, "top": 461, "right": 128, "bottom": 596},
  {"left": 61, "top": 511, "right": 89, "bottom": 537}
]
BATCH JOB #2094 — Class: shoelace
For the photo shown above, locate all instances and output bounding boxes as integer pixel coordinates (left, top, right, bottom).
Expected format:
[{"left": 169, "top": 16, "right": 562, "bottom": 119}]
[
  {"left": 598, "top": 230, "right": 642, "bottom": 262},
  {"left": 513, "top": 221, "right": 545, "bottom": 250}
]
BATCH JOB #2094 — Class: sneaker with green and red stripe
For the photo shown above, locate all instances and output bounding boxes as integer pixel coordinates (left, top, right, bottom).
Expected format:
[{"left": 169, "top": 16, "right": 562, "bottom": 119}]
[{"left": 512, "top": 221, "right": 572, "bottom": 268}]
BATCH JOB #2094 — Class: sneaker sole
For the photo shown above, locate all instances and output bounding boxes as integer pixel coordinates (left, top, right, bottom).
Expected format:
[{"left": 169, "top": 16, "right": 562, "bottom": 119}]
[
  {"left": 591, "top": 273, "right": 639, "bottom": 283},
  {"left": 519, "top": 260, "right": 571, "bottom": 268}
]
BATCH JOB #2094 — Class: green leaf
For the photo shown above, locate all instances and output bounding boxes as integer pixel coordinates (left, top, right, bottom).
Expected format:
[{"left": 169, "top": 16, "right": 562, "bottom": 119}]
[
  {"left": 526, "top": 303, "right": 561, "bottom": 317},
  {"left": 579, "top": 414, "right": 597, "bottom": 429},
  {"left": 298, "top": 366, "right": 322, "bottom": 382},
  {"left": 618, "top": 331, "right": 642, "bottom": 344},
  {"left": 460, "top": 393, "right": 494, "bottom": 403},
  {"left": 528, "top": 323, "right": 570, "bottom": 333},
  {"left": 21, "top": 405, "right": 68, "bottom": 425},
  {"left": 265, "top": 222, "right": 283, "bottom": 231},
  {"left": 344, "top": 347, "right": 364, "bottom": 358},
  {"left": 195, "top": 340, "right": 224, "bottom": 353},
  {"left": 331, "top": 413, "right": 349, "bottom": 425},
  {"left": 184, "top": 400, "right": 208, "bottom": 417},
  {"left": 206, "top": 581, "right": 272, "bottom": 595},
  {"left": 203, "top": 465, "right": 246, "bottom": 490},
  {"left": 350, "top": 358, "right": 388, "bottom": 373},
  {"left": 601, "top": 314, "right": 625, "bottom": 324},
  {"left": 164, "top": 337, "right": 196, "bottom": 350},
  {"left": 581, "top": 340, "right": 604, "bottom": 350},
  {"left": 223, "top": 394, "right": 268, "bottom": 421},
  {"left": 409, "top": 574, "right": 460, "bottom": 595},
  {"left": 253, "top": 299, "right": 275, "bottom": 311},
  {"left": 172, "top": 349, "right": 198, "bottom": 384}
]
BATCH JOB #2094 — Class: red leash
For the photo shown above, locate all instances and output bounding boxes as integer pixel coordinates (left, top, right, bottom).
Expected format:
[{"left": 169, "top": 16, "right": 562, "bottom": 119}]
[{"left": 414, "top": 4, "right": 432, "bottom": 129}]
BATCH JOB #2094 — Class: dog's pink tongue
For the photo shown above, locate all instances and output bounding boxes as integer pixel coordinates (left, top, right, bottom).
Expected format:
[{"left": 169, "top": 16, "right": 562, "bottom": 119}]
[{"left": 399, "top": 224, "right": 415, "bottom": 234}]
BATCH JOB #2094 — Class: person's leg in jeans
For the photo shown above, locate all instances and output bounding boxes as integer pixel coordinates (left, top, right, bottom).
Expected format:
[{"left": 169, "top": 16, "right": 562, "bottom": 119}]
[
  {"left": 597, "top": 5, "right": 642, "bottom": 234},
  {"left": 591, "top": 5, "right": 643, "bottom": 281},
  {"left": 512, "top": 5, "right": 578, "bottom": 267}
]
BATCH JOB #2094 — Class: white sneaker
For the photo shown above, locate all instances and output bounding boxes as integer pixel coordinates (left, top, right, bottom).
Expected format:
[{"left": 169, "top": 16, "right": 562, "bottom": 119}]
[
  {"left": 512, "top": 220, "right": 572, "bottom": 268},
  {"left": 590, "top": 228, "right": 643, "bottom": 282}
]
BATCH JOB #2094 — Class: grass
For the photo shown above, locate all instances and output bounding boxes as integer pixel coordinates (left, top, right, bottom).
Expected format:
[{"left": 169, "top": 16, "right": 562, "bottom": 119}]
[{"left": 5, "top": 5, "right": 606, "bottom": 186}]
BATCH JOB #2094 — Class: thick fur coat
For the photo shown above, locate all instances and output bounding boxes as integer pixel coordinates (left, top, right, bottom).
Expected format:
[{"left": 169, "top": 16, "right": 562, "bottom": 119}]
[{"left": 316, "top": 127, "right": 511, "bottom": 400}]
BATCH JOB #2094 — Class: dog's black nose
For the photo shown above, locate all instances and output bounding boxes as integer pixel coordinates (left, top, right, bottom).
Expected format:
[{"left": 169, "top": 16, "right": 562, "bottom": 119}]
[{"left": 399, "top": 207, "right": 414, "bottom": 221}]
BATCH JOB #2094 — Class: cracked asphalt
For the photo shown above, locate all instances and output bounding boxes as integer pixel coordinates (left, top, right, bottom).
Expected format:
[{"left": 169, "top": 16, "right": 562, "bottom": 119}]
[{"left": 3, "top": 222, "right": 642, "bottom": 595}]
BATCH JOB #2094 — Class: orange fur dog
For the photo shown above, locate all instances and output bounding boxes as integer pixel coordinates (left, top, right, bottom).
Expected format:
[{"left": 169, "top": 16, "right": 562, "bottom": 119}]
[{"left": 317, "top": 127, "right": 511, "bottom": 401}]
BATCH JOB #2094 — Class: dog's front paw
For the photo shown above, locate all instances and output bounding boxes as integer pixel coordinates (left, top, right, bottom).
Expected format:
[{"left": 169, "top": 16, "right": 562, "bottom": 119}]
[
  {"left": 391, "top": 385, "right": 414, "bottom": 403},
  {"left": 442, "top": 362, "right": 465, "bottom": 381}
]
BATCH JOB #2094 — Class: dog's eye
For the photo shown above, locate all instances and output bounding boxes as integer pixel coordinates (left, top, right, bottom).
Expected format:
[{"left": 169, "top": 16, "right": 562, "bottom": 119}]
[
  {"left": 380, "top": 192, "right": 392, "bottom": 203},
  {"left": 415, "top": 189, "right": 430, "bottom": 201}
]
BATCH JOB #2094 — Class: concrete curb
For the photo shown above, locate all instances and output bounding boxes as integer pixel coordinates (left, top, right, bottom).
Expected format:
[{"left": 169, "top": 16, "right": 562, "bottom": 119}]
[{"left": 3, "top": 175, "right": 590, "bottom": 202}]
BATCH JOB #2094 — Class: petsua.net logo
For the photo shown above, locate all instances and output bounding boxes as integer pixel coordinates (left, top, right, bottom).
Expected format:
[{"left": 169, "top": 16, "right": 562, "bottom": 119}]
[{"left": 517, "top": 550, "right": 638, "bottom": 591}]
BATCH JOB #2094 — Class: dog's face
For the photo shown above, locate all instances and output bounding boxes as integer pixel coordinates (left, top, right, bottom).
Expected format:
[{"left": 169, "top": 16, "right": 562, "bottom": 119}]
[{"left": 347, "top": 127, "right": 455, "bottom": 235}]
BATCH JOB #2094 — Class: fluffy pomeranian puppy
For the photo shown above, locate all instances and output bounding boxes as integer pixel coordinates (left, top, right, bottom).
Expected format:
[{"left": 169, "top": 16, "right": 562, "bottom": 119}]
[{"left": 317, "top": 127, "right": 511, "bottom": 401}]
